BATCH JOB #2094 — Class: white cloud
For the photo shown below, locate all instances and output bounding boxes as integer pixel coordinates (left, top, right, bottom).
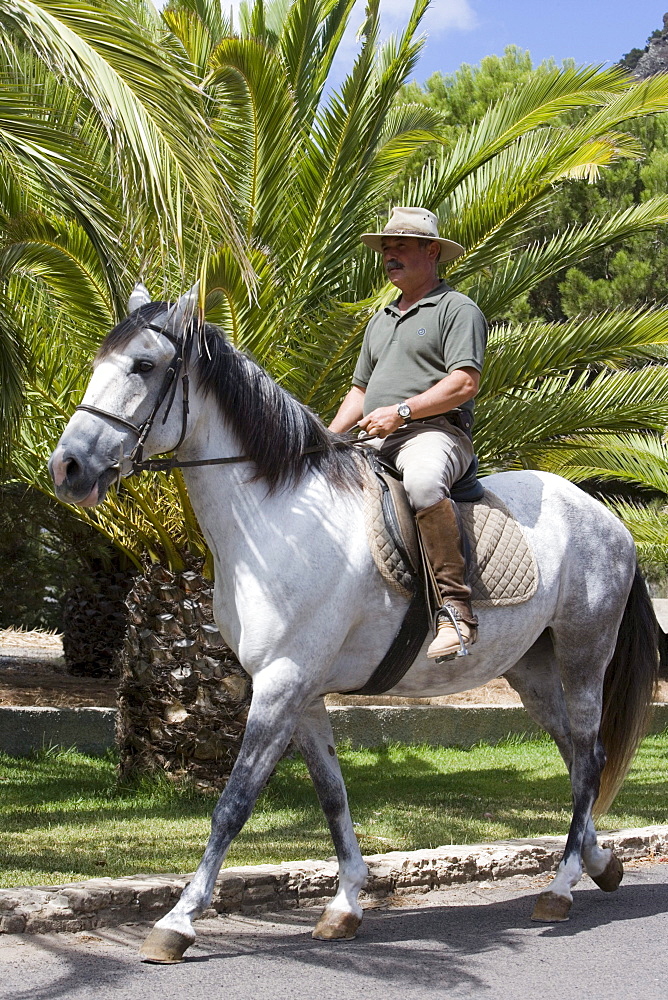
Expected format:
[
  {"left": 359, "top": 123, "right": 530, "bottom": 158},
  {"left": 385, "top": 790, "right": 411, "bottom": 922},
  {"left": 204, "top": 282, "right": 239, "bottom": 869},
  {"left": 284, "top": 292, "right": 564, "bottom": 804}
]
[
  {"left": 379, "top": 1, "right": 478, "bottom": 35},
  {"left": 220, "top": 1, "right": 478, "bottom": 39}
]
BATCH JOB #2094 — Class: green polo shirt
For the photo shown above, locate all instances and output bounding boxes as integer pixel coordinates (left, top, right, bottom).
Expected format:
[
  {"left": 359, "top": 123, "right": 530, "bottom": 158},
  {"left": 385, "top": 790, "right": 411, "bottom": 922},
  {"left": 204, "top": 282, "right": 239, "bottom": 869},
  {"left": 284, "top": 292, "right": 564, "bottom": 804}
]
[{"left": 352, "top": 281, "right": 487, "bottom": 418}]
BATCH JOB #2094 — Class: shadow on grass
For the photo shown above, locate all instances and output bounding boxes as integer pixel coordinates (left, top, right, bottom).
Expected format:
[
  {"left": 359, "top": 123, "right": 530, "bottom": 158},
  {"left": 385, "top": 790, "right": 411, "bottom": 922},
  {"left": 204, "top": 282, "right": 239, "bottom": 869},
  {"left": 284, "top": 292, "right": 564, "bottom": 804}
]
[{"left": 2, "top": 741, "right": 666, "bottom": 884}]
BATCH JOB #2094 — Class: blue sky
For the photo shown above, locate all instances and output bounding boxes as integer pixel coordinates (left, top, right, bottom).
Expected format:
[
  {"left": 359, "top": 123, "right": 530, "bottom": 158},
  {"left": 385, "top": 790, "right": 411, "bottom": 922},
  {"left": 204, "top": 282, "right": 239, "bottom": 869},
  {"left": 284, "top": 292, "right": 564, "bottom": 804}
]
[{"left": 391, "top": 1, "right": 667, "bottom": 82}]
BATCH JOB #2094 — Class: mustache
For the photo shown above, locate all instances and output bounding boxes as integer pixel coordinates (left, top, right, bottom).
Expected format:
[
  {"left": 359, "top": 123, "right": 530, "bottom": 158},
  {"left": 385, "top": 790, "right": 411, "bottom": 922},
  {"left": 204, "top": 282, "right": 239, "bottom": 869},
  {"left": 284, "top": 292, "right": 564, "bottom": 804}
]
[{"left": 385, "top": 258, "right": 403, "bottom": 271}]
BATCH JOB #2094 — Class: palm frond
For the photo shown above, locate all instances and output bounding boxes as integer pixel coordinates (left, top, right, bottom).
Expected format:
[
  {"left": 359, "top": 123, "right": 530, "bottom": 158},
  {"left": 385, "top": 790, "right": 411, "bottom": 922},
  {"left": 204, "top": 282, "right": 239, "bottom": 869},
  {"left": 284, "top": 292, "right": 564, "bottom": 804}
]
[
  {"left": 0, "top": 213, "right": 115, "bottom": 333},
  {"left": 409, "top": 64, "right": 635, "bottom": 207},
  {"left": 206, "top": 36, "right": 298, "bottom": 241},
  {"left": 540, "top": 431, "right": 668, "bottom": 494},
  {"left": 606, "top": 498, "right": 668, "bottom": 570},
  {"left": 0, "top": 0, "right": 248, "bottom": 275},
  {"left": 461, "top": 197, "right": 668, "bottom": 319},
  {"left": 475, "top": 366, "right": 668, "bottom": 468},
  {"left": 481, "top": 307, "right": 668, "bottom": 400}
]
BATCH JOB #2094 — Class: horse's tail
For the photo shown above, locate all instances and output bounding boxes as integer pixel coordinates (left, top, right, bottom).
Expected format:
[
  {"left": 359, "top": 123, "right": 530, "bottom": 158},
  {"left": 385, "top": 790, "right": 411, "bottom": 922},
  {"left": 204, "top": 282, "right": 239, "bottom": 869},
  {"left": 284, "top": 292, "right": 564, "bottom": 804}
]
[
  {"left": 596, "top": 567, "right": 660, "bottom": 815},
  {"left": 660, "top": 624, "right": 668, "bottom": 680}
]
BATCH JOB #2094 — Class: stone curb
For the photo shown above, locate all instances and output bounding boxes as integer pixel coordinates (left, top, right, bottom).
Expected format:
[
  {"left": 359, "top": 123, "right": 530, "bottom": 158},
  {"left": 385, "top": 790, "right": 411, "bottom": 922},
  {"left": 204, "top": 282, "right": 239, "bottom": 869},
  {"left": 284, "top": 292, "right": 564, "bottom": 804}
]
[
  {"left": 0, "top": 707, "right": 116, "bottom": 756},
  {"left": 3, "top": 704, "right": 668, "bottom": 757},
  {"left": 2, "top": 826, "right": 667, "bottom": 937}
]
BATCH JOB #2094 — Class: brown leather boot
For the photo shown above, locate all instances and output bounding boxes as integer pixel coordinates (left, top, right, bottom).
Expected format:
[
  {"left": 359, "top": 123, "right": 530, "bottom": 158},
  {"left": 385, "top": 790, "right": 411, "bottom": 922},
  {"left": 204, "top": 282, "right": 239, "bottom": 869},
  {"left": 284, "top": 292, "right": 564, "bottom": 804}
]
[{"left": 415, "top": 498, "right": 478, "bottom": 660}]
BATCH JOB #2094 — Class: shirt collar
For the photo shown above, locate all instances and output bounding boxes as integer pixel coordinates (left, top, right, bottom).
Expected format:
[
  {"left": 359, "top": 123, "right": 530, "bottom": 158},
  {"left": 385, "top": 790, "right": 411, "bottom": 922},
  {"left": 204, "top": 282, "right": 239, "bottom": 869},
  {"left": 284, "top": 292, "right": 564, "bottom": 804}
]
[{"left": 385, "top": 280, "right": 452, "bottom": 318}]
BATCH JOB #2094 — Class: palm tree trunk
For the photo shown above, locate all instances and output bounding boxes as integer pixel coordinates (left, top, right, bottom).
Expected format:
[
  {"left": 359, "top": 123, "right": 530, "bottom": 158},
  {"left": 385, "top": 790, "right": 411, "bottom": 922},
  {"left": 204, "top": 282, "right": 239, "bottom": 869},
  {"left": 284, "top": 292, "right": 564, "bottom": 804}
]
[{"left": 117, "top": 559, "right": 251, "bottom": 789}]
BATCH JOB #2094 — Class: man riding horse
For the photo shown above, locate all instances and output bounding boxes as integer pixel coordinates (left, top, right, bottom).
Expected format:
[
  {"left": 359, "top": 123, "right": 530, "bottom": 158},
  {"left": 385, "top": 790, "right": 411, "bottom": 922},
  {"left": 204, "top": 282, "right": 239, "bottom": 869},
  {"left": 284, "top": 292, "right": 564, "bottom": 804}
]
[{"left": 330, "top": 207, "right": 488, "bottom": 660}]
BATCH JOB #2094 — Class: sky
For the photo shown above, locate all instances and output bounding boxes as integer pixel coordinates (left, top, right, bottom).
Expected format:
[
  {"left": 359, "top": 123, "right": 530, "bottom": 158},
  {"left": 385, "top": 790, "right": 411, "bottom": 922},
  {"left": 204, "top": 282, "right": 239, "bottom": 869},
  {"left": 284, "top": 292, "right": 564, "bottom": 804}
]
[{"left": 336, "top": 1, "right": 668, "bottom": 83}]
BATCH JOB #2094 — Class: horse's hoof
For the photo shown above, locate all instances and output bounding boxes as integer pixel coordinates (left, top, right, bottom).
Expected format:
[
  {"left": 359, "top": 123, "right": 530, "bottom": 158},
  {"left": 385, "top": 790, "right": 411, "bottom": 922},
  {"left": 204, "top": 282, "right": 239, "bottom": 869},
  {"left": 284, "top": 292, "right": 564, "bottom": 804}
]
[
  {"left": 591, "top": 853, "right": 623, "bottom": 893},
  {"left": 140, "top": 927, "right": 195, "bottom": 963},
  {"left": 531, "top": 891, "right": 572, "bottom": 922},
  {"left": 312, "top": 909, "right": 361, "bottom": 940}
]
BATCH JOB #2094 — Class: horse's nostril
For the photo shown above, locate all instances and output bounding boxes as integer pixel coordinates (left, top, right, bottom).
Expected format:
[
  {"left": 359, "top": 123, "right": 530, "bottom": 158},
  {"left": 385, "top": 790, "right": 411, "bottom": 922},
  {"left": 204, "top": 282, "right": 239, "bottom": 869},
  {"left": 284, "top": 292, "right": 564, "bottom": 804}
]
[{"left": 65, "top": 456, "right": 81, "bottom": 480}]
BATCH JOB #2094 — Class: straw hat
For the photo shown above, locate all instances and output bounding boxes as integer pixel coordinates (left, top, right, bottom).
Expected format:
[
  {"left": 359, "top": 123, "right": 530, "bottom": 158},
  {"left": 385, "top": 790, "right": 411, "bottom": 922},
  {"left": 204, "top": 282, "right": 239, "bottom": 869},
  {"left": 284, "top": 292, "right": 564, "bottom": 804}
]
[{"left": 360, "top": 206, "right": 464, "bottom": 262}]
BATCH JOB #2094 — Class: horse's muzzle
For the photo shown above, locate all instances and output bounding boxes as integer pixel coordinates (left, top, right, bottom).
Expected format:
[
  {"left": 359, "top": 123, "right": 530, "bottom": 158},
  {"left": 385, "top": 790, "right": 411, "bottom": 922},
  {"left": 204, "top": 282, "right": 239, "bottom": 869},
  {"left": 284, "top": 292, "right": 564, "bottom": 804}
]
[{"left": 49, "top": 443, "right": 118, "bottom": 507}]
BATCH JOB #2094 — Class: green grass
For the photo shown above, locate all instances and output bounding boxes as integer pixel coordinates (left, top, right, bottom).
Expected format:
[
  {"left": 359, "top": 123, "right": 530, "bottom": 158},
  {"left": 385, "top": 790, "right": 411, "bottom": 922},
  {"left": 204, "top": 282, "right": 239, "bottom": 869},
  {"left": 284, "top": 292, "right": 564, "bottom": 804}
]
[{"left": 1, "top": 734, "right": 667, "bottom": 888}]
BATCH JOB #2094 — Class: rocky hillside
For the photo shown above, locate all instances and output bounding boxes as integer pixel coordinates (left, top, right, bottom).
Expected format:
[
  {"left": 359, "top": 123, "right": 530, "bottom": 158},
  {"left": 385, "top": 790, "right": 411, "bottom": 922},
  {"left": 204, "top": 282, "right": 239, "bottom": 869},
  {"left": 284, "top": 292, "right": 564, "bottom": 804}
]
[{"left": 621, "top": 14, "right": 668, "bottom": 77}]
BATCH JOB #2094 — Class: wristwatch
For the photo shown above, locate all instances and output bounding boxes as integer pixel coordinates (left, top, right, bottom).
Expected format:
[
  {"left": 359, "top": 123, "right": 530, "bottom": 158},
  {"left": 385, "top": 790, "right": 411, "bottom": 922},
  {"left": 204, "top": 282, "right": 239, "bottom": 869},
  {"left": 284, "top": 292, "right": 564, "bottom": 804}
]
[{"left": 397, "top": 402, "right": 412, "bottom": 423}]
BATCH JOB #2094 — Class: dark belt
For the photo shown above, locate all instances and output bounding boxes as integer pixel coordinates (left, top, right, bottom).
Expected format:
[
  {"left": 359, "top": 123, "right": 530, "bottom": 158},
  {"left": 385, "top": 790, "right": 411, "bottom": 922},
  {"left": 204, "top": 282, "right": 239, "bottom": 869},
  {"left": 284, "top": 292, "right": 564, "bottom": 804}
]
[{"left": 411, "top": 409, "right": 474, "bottom": 440}]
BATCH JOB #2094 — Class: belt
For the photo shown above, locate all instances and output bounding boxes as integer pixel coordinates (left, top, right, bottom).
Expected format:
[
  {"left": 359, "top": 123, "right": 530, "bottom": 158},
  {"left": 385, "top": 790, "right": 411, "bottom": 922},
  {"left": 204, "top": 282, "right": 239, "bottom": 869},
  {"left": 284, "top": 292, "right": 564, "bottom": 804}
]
[{"left": 412, "top": 410, "right": 473, "bottom": 438}]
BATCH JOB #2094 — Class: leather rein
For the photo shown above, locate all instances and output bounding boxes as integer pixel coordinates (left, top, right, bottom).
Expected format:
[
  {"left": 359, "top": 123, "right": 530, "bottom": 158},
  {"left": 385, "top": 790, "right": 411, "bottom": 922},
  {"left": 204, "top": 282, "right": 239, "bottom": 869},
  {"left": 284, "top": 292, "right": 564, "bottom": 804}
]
[{"left": 75, "top": 321, "right": 337, "bottom": 479}]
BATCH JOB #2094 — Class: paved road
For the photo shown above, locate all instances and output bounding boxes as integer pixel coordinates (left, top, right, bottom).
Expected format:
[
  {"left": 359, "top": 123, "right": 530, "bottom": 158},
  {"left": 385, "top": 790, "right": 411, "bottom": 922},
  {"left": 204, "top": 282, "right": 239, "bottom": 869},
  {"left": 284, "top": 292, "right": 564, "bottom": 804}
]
[{"left": 2, "top": 860, "right": 667, "bottom": 1000}]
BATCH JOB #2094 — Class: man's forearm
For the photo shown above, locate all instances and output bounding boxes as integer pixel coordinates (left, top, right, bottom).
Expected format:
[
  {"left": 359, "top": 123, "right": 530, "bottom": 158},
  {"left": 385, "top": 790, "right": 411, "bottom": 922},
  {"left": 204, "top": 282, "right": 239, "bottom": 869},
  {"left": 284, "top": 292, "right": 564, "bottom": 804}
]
[
  {"left": 357, "top": 368, "right": 480, "bottom": 439},
  {"left": 403, "top": 367, "right": 480, "bottom": 420},
  {"left": 329, "top": 386, "right": 366, "bottom": 433}
]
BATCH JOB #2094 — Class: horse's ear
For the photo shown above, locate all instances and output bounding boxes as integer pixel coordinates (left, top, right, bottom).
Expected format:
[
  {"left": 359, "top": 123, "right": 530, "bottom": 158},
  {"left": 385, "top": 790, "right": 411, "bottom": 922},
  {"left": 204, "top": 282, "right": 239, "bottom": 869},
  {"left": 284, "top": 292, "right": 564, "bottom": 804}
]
[
  {"left": 128, "top": 283, "right": 152, "bottom": 314},
  {"left": 168, "top": 282, "right": 200, "bottom": 329}
]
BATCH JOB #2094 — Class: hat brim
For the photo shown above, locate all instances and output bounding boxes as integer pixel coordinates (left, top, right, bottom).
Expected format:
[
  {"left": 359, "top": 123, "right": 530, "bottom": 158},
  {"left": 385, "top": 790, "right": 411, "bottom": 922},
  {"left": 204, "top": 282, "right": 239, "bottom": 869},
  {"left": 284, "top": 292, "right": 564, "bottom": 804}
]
[{"left": 360, "top": 232, "right": 465, "bottom": 263}]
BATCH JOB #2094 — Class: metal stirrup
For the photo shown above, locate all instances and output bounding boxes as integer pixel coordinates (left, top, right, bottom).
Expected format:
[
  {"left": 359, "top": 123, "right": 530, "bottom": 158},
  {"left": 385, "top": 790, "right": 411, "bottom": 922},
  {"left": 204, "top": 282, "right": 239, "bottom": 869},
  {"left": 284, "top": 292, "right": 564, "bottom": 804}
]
[{"left": 434, "top": 603, "right": 469, "bottom": 662}]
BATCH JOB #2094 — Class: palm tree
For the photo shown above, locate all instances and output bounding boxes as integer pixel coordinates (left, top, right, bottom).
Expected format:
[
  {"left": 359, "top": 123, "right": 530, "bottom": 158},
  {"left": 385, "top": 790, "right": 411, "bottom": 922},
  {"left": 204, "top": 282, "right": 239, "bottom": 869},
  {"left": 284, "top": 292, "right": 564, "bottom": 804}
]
[{"left": 4, "top": 0, "right": 668, "bottom": 783}]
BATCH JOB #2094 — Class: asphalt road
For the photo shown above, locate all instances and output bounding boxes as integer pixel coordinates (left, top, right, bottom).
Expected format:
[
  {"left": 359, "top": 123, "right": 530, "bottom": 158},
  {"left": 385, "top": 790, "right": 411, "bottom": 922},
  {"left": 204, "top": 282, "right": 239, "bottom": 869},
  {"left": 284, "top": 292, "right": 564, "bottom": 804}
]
[{"left": 2, "top": 860, "right": 667, "bottom": 1000}]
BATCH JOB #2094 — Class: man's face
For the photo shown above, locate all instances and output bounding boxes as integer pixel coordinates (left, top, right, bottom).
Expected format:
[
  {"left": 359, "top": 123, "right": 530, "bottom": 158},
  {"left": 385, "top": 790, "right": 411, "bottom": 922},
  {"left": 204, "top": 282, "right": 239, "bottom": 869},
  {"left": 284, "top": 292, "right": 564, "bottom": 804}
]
[{"left": 381, "top": 236, "right": 440, "bottom": 292}]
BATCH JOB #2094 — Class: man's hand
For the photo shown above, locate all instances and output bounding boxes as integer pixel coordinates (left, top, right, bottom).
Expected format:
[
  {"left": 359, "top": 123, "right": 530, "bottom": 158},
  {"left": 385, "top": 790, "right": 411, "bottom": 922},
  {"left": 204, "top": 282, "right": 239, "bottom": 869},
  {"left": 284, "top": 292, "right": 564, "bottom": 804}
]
[{"left": 358, "top": 405, "right": 404, "bottom": 439}]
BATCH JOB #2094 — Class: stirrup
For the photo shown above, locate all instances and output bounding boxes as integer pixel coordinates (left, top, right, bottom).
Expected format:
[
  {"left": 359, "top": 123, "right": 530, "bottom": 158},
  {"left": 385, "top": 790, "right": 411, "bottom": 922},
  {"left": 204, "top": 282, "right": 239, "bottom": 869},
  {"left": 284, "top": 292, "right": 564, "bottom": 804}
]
[{"left": 432, "top": 603, "right": 470, "bottom": 662}]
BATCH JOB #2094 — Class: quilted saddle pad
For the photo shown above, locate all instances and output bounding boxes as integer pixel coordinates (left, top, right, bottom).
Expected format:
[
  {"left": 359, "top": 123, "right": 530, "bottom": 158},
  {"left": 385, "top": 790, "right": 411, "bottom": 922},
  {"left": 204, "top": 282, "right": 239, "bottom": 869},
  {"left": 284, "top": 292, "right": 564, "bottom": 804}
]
[
  {"left": 363, "top": 470, "right": 538, "bottom": 607},
  {"left": 458, "top": 490, "right": 538, "bottom": 607}
]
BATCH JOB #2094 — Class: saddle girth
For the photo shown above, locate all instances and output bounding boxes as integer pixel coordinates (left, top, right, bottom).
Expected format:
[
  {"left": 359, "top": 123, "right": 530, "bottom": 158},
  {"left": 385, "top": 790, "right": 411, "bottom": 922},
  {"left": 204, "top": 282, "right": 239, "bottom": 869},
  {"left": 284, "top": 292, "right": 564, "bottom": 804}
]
[{"left": 347, "top": 454, "right": 428, "bottom": 695}]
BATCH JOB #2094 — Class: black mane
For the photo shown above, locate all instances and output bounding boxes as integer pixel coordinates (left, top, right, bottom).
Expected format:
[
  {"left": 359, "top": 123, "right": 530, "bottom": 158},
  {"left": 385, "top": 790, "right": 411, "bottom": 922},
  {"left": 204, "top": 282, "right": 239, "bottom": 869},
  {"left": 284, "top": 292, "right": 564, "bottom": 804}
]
[
  {"left": 195, "top": 324, "right": 363, "bottom": 492},
  {"left": 98, "top": 304, "right": 362, "bottom": 493}
]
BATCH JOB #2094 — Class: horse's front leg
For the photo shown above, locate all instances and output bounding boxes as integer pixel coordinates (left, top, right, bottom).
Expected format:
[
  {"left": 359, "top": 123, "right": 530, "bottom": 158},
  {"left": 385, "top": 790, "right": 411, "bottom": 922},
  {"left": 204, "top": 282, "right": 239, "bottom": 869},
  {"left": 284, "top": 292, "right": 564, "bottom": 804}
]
[
  {"left": 140, "top": 667, "right": 308, "bottom": 963},
  {"left": 294, "top": 699, "right": 368, "bottom": 940}
]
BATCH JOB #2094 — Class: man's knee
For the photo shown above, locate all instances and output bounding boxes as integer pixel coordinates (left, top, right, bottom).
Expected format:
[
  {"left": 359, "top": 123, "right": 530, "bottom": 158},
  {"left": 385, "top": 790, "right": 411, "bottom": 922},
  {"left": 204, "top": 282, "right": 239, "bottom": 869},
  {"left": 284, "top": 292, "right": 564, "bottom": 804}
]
[{"left": 403, "top": 473, "right": 450, "bottom": 511}]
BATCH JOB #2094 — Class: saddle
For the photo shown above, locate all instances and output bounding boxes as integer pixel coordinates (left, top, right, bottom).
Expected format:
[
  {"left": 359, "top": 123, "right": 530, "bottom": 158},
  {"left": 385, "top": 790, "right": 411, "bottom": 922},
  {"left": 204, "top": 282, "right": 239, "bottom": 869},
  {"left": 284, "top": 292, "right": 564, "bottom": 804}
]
[{"left": 350, "top": 452, "right": 538, "bottom": 695}]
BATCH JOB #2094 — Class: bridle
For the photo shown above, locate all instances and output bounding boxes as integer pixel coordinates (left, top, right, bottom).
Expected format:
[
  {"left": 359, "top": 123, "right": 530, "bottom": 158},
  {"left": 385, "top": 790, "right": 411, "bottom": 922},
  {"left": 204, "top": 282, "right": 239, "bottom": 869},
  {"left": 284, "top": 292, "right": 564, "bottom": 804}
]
[
  {"left": 76, "top": 321, "right": 198, "bottom": 478},
  {"left": 75, "top": 319, "right": 343, "bottom": 481}
]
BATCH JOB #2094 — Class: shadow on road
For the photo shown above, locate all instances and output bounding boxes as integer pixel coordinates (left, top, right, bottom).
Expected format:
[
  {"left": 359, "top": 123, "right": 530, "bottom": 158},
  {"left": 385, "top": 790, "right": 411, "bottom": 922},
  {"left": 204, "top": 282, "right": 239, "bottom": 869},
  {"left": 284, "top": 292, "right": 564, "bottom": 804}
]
[{"left": 6, "top": 874, "right": 668, "bottom": 999}]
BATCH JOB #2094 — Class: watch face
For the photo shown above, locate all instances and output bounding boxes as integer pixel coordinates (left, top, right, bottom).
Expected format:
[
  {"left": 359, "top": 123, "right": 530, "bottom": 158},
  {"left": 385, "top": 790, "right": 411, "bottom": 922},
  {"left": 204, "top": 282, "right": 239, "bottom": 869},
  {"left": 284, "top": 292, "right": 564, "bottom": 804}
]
[{"left": 398, "top": 403, "right": 411, "bottom": 418}]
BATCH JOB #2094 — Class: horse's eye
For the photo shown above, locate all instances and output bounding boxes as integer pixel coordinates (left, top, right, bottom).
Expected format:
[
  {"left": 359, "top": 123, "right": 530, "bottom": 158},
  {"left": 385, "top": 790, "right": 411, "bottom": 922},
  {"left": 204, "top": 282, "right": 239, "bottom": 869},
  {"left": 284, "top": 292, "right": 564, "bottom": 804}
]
[{"left": 136, "top": 360, "right": 154, "bottom": 374}]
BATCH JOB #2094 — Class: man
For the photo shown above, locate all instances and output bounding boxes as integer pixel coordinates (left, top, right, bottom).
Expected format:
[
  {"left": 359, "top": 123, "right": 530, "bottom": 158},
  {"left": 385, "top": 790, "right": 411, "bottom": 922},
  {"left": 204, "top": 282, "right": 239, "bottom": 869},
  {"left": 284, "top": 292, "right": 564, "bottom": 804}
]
[{"left": 329, "top": 207, "right": 487, "bottom": 659}]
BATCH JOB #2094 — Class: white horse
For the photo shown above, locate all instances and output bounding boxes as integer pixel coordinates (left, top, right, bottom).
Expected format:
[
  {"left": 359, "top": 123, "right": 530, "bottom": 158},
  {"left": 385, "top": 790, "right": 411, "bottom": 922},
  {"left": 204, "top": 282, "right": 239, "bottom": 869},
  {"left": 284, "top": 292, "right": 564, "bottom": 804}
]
[{"left": 49, "top": 286, "right": 660, "bottom": 963}]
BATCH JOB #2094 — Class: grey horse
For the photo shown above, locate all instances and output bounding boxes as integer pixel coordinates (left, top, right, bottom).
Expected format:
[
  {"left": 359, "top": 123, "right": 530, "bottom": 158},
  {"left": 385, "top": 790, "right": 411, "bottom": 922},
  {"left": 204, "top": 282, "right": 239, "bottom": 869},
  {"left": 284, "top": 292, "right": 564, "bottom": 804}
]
[{"left": 49, "top": 285, "right": 661, "bottom": 962}]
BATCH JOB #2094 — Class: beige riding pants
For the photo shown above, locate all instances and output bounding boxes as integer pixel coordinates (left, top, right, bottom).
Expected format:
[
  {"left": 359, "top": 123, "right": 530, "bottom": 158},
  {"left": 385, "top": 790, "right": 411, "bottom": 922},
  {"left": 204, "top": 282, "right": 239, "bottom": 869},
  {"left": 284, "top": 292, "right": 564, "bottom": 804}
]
[{"left": 368, "top": 415, "right": 474, "bottom": 511}]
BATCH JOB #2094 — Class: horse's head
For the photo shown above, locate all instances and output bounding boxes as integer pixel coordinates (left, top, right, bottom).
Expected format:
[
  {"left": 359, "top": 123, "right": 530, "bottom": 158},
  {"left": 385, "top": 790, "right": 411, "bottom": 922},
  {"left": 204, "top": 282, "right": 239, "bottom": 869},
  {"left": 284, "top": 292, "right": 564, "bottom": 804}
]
[{"left": 49, "top": 283, "right": 199, "bottom": 507}]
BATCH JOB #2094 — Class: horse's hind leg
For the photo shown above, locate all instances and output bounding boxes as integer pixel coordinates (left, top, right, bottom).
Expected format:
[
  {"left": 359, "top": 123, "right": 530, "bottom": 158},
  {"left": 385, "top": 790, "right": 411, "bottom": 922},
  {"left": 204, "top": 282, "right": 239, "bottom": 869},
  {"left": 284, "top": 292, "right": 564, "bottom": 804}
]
[
  {"left": 505, "top": 630, "right": 621, "bottom": 921},
  {"left": 294, "top": 700, "right": 368, "bottom": 940}
]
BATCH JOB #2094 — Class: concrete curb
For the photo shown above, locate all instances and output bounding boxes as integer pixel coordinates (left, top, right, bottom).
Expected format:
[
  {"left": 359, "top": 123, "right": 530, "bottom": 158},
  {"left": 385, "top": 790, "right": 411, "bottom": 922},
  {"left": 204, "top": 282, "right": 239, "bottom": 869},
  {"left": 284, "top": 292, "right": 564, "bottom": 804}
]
[
  {"left": 2, "top": 825, "right": 667, "bottom": 936},
  {"left": 2, "top": 704, "right": 668, "bottom": 756},
  {"left": 0, "top": 707, "right": 116, "bottom": 756},
  {"left": 327, "top": 703, "right": 667, "bottom": 746}
]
